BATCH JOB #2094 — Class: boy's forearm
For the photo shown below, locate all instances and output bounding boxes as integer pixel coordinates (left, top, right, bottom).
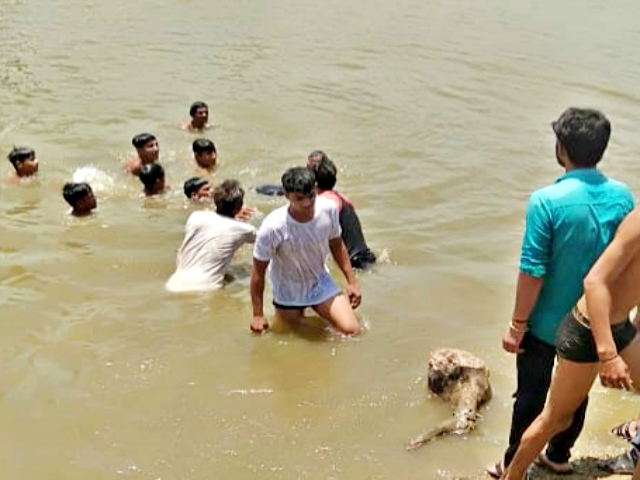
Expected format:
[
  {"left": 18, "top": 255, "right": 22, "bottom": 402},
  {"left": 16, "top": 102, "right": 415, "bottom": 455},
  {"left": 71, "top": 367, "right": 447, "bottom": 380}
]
[
  {"left": 330, "top": 240, "right": 356, "bottom": 284},
  {"left": 251, "top": 279, "right": 265, "bottom": 316},
  {"left": 512, "top": 271, "right": 544, "bottom": 321}
]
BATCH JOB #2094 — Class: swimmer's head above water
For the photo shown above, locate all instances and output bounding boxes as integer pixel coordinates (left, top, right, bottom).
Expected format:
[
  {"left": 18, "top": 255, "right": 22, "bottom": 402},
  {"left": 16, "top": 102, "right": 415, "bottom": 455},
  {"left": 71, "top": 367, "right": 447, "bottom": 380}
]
[
  {"left": 307, "top": 150, "right": 329, "bottom": 169},
  {"left": 132, "top": 133, "right": 159, "bottom": 164},
  {"left": 63, "top": 182, "right": 96, "bottom": 216},
  {"left": 192, "top": 138, "right": 217, "bottom": 170},
  {"left": 189, "top": 101, "right": 209, "bottom": 130},
  {"left": 183, "top": 177, "right": 212, "bottom": 201},
  {"left": 139, "top": 163, "right": 166, "bottom": 196},
  {"left": 8, "top": 146, "right": 38, "bottom": 177}
]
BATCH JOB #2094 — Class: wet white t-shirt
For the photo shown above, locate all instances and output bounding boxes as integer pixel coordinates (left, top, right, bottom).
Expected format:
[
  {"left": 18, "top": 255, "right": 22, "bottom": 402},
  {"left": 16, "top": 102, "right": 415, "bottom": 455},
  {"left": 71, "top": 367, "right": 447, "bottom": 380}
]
[
  {"left": 253, "top": 197, "right": 342, "bottom": 306},
  {"left": 166, "top": 211, "right": 256, "bottom": 292}
]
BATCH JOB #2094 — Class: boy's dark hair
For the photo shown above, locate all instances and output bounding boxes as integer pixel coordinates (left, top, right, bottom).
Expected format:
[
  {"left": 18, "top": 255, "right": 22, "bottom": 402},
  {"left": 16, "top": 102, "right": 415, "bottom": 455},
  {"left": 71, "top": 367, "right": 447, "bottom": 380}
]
[
  {"left": 281, "top": 167, "right": 316, "bottom": 195},
  {"left": 183, "top": 177, "right": 209, "bottom": 198},
  {"left": 313, "top": 158, "right": 337, "bottom": 190},
  {"left": 189, "top": 101, "right": 208, "bottom": 117},
  {"left": 552, "top": 108, "right": 611, "bottom": 167},
  {"left": 7, "top": 146, "right": 35, "bottom": 167},
  {"left": 213, "top": 179, "right": 244, "bottom": 216},
  {"left": 62, "top": 182, "right": 92, "bottom": 207},
  {"left": 131, "top": 133, "right": 156, "bottom": 149},
  {"left": 138, "top": 163, "right": 165, "bottom": 190},
  {"left": 192, "top": 138, "right": 216, "bottom": 154},
  {"left": 308, "top": 150, "right": 329, "bottom": 163}
]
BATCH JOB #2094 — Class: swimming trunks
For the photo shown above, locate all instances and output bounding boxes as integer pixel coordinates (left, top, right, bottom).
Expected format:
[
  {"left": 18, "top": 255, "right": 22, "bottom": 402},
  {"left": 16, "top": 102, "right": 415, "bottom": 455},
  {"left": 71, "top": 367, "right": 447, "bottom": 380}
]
[{"left": 555, "top": 307, "right": 636, "bottom": 363}]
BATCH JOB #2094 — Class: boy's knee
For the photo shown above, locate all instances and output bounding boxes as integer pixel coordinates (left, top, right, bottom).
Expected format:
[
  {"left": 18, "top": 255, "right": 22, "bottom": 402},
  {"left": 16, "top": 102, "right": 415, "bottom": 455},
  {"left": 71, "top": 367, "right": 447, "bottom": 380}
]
[{"left": 339, "top": 321, "right": 360, "bottom": 336}]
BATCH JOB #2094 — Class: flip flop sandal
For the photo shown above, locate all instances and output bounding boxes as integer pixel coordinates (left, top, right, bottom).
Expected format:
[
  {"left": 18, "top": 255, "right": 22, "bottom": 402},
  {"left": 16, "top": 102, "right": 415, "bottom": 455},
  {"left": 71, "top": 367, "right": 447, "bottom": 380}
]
[
  {"left": 485, "top": 460, "right": 504, "bottom": 479},
  {"left": 611, "top": 420, "right": 636, "bottom": 442}
]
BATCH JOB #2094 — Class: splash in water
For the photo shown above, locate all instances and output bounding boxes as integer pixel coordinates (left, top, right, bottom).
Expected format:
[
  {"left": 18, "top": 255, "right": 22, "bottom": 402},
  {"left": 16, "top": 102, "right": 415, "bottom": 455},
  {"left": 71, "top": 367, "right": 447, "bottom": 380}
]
[{"left": 72, "top": 165, "right": 115, "bottom": 193}]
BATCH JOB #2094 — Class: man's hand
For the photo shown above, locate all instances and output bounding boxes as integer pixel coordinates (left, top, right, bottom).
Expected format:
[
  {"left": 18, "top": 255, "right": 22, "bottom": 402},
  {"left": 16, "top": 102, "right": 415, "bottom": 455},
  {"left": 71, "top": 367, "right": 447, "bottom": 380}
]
[
  {"left": 250, "top": 315, "right": 269, "bottom": 334},
  {"left": 502, "top": 325, "right": 526, "bottom": 354},
  {"left": 599, "top": 355, "right": 633, "bottom": 390},
  {"left": 236, "top": 207, "right": 256, "bottom": 221},
  {"left": 346, "top": 283, "right": 362, "bottom": 309}
]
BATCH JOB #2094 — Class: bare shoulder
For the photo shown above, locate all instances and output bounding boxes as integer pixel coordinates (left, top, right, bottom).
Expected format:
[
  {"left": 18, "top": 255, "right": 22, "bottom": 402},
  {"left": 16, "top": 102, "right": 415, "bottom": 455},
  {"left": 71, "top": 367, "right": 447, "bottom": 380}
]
[
  {"left": 616, "top": 208, "right": 640, "bottom": 240},
  {"left": 3, "top": 175, "right": 19, "bottom": 184},
  {"left": 124, "top": 157, "right": 140, "bottom": 174}
]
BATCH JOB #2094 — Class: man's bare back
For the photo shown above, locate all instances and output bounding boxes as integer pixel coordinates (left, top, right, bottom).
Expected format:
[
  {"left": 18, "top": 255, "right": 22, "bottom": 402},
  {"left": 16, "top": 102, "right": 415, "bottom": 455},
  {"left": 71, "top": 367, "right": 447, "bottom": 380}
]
[{"left": 578, "top": 208, "right": 640, "bottom": 325}]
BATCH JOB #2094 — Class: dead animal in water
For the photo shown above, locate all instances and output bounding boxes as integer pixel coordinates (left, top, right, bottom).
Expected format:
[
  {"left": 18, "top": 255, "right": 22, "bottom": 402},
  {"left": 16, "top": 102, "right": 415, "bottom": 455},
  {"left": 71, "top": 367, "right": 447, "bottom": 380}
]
[{"left": 406, "top": 348, "right": 492, "bottom": 451}]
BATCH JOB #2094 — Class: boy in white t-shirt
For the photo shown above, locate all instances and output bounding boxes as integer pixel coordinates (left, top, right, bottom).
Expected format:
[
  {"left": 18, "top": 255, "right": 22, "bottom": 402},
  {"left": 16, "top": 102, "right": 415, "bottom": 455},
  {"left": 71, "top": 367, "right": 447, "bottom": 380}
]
[
  {"left": 250, "top": 167, "right": 362, "bottom": 335},
  {"left": 166, "top": 179, "right": 256, "bottom": 292}
]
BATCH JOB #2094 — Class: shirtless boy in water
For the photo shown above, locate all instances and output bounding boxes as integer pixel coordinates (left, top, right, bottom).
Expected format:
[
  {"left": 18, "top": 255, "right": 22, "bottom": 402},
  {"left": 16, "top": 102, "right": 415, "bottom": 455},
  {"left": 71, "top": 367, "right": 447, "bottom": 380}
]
[
  {"left": 502, "top": 208, "right": 640, "bottom": 480},
  {"left": 6, "top": 146, "right": 38, "bottom": 182},
  {"left": 181, "top": 101, "right": 210, "bottom": 132},
  {"left": 125, "top": 133, "right": 159, "bottom": 175}
]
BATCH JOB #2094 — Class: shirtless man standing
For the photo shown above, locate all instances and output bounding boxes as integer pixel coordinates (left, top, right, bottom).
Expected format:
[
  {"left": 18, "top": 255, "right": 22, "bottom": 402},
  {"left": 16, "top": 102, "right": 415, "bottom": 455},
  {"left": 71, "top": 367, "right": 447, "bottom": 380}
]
[{"left": 502, "top": 207, "right": 640, "bottom": 480}]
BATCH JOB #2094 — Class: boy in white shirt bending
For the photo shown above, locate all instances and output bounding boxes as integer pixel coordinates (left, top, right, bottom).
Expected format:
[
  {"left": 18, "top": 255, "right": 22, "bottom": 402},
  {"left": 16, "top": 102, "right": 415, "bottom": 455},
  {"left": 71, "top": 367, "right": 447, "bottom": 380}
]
[{"left": 166, "top": 180, "right": 256, "bottom": 292}]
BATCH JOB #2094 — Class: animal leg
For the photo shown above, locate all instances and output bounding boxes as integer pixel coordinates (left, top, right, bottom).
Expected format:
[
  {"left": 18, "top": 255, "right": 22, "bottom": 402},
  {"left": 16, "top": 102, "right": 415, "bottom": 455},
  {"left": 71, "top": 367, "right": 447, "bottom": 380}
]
[{"left": 406, "top": 417, "right": 460, "bottom": 451}]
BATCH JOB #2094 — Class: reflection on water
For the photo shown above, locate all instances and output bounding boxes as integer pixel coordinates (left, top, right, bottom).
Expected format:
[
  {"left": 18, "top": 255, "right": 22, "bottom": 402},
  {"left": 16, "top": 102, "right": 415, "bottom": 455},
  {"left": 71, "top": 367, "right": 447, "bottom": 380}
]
[{"left": 2, "top": 0, "right": 640, "bottom": 478}]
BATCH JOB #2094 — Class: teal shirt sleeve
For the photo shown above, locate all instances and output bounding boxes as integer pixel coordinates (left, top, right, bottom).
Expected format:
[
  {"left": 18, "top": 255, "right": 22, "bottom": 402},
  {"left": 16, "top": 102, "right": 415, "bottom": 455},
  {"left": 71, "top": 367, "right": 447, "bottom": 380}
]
[{"left": 520, "top": 193, "right": 552, "bottom": 278}]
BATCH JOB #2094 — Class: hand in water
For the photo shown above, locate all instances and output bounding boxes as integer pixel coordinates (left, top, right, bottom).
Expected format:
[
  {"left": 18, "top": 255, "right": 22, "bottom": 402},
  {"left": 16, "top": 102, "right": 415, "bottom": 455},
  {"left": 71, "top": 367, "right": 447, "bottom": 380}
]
[
  {"left": 250, "top": 315, "right": 269, "bottom": 334},
  {"left": 347, "top": 283, "right": 361, "bottom": 309},
  {"left": 599, "top": 356, "right": 633, "bottom": 390}
]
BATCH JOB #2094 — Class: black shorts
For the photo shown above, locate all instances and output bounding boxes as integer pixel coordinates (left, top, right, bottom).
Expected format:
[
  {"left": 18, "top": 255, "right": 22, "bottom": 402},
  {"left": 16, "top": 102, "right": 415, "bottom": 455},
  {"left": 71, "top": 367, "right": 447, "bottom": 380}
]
[
  {"left": 555, "top": 309, "right": 637, "bottom": 363},
  {"left": 273, "top": 301, "right": 311, "bottom": 310}
]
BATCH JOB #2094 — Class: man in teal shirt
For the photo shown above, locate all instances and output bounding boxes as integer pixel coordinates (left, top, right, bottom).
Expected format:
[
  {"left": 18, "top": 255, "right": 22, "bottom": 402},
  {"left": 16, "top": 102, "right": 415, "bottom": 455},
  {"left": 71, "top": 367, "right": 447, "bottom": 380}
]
[{"left": 487, "top": 108, "right": 634, "bottom": 478}]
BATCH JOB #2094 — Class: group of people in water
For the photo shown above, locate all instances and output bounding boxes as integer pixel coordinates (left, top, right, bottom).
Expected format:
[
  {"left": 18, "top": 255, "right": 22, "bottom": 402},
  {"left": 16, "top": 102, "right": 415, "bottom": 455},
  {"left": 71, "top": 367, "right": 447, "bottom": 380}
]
[
  {"left": 6, "top": 101, "right": 377, "bottom": 335},
  {"left": 11, "top": 101, "right": 640, "bottom": 479},
  {"left": 487, "top": 107, "right": 640, "bottom": 479}
]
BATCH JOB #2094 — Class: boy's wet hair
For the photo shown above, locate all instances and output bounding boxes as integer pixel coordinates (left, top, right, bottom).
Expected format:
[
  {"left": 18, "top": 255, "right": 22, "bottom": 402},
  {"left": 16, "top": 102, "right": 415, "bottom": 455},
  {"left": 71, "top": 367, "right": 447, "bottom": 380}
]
[
  {"left": 192, "top": 138, "right": 216, "bottom": 154},
  {"left": 313, "top": 158, "right": 338, "bottom": 190},
  {"left": 7, "top": 146, "right": 35, "bottom": 167},
  {"left": 183, "top": 176, "right": 209, "bottom": 198},
  {"left": 213, "top": 179, "right": 244, "bottom": 216},
  {"left": 552, "top": 108, "right": 611, "bottom": 167},
  {"left": 131, "top": 133, "right": 157, "bottom": 149},
  {"left": 281, "top": 167, "right": 316, "bottom": 195},
  {"left": 62, "top": 182, "right": 92, "bottom": 207},
  {"left": 308, "top": 150, "right": 329, "bottom": 163},
  {"left": 189, "top": 101, "right": 208, "bottom": 117},
  {"left": 138, "top": 163, "right": 165, "bottom": 190}
]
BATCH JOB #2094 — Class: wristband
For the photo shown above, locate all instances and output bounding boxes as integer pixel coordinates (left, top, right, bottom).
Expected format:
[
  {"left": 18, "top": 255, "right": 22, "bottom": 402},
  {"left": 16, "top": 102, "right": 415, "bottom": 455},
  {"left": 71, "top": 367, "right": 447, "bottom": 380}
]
[{"left": 509, "top": 321, "right": 528, "bottom": 333}]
